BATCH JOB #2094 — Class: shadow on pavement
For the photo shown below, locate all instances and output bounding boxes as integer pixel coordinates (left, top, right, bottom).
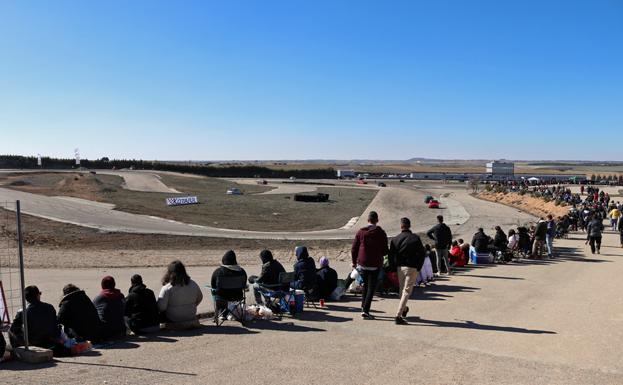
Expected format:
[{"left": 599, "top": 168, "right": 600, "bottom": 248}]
[
  {"left": 246, "top": 320, "right": 325, "bottom": 332},
  {"left": 453, "top": 274, "right": 525, "bottom": 280},
  {"left": 55, "top": 360, "right": 197, "bottom": 376},
  {"left": 408, "top": 317, "right": 557, "bottom": 335},
  {"left": 0, "top": 360, "right": 58, "bottom": 371}
]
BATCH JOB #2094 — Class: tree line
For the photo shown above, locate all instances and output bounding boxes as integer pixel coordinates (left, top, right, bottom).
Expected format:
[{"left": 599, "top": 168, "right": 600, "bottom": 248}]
[{"left": 0, "top": 155, "right": 336, "bottom": 179}]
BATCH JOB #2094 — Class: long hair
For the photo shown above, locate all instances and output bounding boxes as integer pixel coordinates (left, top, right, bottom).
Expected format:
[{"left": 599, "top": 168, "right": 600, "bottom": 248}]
[{"left": 162, "top": 260, "right": 190, "bottom": 286}]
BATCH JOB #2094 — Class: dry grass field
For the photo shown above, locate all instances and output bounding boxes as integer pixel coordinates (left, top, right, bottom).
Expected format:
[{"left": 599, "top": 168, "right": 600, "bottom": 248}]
[{"left": 0, "top": 172, "right": 377, "bottom": 232}]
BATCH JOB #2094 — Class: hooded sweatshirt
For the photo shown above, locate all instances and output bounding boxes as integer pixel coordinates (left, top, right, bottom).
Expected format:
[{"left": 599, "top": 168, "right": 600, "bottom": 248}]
[
  {"left": 292, "top": 246, "right": 317, "bottom": 290},
  {"left": 125, "top": 283, "right": 159, "bottom": 331},
  {"left": 257, "top": 250, "right": 285, "bottom": 286},
  {"left": 93, "top": 287, "right": 126, "bottom": 340},
  {"left": 211, "top": 250, "right": 248, "bottom": 301}
]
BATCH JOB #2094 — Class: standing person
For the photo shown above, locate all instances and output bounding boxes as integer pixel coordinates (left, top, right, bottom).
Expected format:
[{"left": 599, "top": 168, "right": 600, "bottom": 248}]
[
  {"left": 93, "top": 276, "right": 126, "bottom": 340},
  {"left": 426, "top": 215, "right": 453, "bottom": 274},
  {"left": 389, "top": 218, "right": 426, "bottom": 325},
  {"left": 125, "top": 274, "right": 160, "bottom": 335},
  {"left": 532, "top": 218, "right": 548, "bottom": 259},
  {"left": 586, "top": 216, "right": 604, "bottom": 254},
  {"left": 609, "top": 206, "right": 621, "bottom": 231},
  {"left": 618, "top": 215, "right": 623, "bottom": 248},
  {"left": 351, "top": 211, "right": 388, "bottom": 319},
  {"left": 545, "top": 214, "right": 556, "bottom": 259}
]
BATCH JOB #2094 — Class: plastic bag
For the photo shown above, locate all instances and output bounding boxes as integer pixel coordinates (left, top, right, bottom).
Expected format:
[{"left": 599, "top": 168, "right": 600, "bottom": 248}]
[{"left": 329, "top": 286, "right": 345, "bottom": 301}]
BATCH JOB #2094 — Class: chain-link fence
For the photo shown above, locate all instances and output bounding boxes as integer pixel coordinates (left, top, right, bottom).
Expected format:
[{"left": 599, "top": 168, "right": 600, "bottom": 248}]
[{"left": 0, "top": 200, "right": 27, "bottom": 349}]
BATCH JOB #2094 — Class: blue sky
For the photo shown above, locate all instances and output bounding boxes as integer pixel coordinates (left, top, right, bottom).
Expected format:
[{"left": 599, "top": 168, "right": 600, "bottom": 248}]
[{"left": 0, "top": 1, "right": 621, "bottom": 161}]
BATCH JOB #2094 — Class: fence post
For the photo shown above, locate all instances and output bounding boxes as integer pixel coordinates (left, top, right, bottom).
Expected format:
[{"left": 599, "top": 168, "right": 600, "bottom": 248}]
[{"left": 16, "top": 200, "right": 28, "bottom": 350}]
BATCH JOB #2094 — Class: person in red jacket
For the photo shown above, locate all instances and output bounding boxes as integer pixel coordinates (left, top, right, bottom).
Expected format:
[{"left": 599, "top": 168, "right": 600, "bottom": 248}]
[
  {"left": 351, "top": 211, "right": 389, "bottom": 319},
  {"left": 449, "top": 240, "right": 466, "bottom": 267}
]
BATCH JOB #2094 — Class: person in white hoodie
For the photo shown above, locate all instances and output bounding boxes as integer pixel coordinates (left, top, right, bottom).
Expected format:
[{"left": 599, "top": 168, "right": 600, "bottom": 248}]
[{"left": 158, "top": 260, "right": 203, "bottom": 325}]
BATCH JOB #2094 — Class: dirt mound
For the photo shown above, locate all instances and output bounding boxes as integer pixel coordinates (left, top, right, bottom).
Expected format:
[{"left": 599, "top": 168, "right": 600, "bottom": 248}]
[{"left": 477, "top": 191, "right": 568, "bottom": 218}]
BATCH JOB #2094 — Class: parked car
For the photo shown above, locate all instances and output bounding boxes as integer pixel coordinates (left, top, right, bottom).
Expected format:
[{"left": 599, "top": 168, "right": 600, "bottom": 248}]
[
  {"left": 428, "top": 199, "right": 440, "bottom": 209},
  {"left": 357, "top": 179, "right": 368, "bottom": 185},
  {"left": 226, "top": 188, "right": 243, "bottom": 195},
  {"left": 377, "top": 182, "right": 386, "bottom": 187}
]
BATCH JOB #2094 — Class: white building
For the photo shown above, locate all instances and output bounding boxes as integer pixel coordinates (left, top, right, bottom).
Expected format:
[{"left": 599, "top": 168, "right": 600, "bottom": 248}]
[
  {"left": 486, "top": 161, "right": 514, "bottom": 177},
  {"left": 337, "top": 169, "right": 356, "bottom": 178}
]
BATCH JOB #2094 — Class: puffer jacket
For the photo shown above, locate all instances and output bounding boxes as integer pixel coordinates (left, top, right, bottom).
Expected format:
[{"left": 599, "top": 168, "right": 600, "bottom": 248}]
[{"left": 587, "top": 219, "right": 604, "bottom": 238}]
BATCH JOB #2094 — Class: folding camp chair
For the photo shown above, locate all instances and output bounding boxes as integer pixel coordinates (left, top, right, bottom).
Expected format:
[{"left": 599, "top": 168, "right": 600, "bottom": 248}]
[
  {"left": 207, "top": 275, "right": 248, "bottom": 326},
  {"left": 258, "top": 272, "right": 295, "bottom": 316}
]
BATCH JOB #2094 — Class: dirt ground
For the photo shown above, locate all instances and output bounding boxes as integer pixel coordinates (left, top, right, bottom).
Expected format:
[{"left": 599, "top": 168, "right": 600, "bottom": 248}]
[
  {"left": 477, "top": 191, "right": 569, "bottom": 218},
  {"left": 0, "top": 172, "right": 377, "bottom": 232},
  {"left": 0, "top": 208, "right": 356, "bottom": 268}
]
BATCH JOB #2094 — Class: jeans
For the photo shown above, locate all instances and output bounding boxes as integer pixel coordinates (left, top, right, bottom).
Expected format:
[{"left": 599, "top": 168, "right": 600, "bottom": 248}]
[
  {"left": 396, "top": 267, "right": 419, "bottom": 317},
  {"left": 436, "top": 248, "right": 451, "bottom": 274},
  {"left": 360, "top": 268, "right": 379, "bottom": 314},
  {"left": 589, "top": 236, "right": 602, "bottom": 254},
  {"left": 545, "top": 235, "right": 554, "bottom": 257},
  {"left": 532, "top": 239, "right": 545, "bottom": 258}
]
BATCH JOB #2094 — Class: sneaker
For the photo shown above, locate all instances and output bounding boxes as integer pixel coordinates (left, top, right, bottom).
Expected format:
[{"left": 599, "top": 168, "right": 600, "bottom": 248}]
[
  {"left": 361, "top": 312, "right": 374, "bottom": 320},
  {"left": 402, "top": 306, "right": 409, "bottom": 318},
  {"left": 395, "top": 316, "right": 407, "bottom": 325}
]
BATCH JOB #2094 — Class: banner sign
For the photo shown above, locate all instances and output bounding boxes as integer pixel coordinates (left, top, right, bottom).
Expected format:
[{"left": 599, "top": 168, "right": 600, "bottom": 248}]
[{"left": 166, "top": 196, "right": 199, "bottom": 206}]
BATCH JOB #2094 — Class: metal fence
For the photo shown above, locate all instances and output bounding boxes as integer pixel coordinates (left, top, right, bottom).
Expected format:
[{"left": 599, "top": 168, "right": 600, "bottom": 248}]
[{"left": 0, "top": 200, "right": 28, "bottom": 349}]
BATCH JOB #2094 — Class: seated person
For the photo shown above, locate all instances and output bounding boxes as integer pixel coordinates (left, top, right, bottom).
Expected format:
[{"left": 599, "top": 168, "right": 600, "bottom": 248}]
[
  {"left": 291, "top": 246, "right": 318, "bottom": 294},
  {"left": 93, "top": 276, "right": 126, "bottom": 340},
  {"left": 9, "top": 286, "right": 60, "bottom": 350},
  {"left": 458, "top": 239, "right": 470, "bottom": 265},
  {"left": 58, "top": 284, "right": 102, "bottom": 343},
  {"left": 507, "top": 229, "right": 519, "bottom": 251},
  {"left": 493, "top": 226, "right": 508, "bottom": 252},
  {"left": 316, "top": 256, "right": 338, "bottom": 300},
  {"left": 449, "top": 240, "right": 466, "bottom": 267},
  {"left": 471, "top": 228, "right": 491, "bottom": 253},
  {"left": 125, "top": 274, "right": 160, "bottom": 334},
  {"left": 158, "top": 260, "right": 203, "bottom": 325},
  {"left": 211, "top": 250, "right": 247, "bottom": 317},
  {"left": 248, "top": 249, "right": 286, "bottom": 304}
]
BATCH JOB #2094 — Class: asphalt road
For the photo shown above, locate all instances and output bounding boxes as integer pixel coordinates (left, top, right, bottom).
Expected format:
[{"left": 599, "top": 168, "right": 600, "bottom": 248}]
[{"left": 3, "top": 230, "right": 622, "bottom": 384}]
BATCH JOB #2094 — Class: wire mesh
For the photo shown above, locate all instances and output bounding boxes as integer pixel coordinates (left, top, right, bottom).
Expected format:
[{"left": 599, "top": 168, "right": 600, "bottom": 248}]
[{"left": 0, "top": 201, "right": 22, "bottom": 343}]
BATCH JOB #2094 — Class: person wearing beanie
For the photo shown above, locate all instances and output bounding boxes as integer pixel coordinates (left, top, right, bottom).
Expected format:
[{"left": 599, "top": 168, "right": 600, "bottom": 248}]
[
  {"left": 248, "top": 249, "right": 286, "bottom": 304},
  {"left": 158, "top": 260, "right": 203, "bottom": 327},
  {"left": 9, "top": 285, "right": 60, "bottom": 351},
  {"left": 316, "top": 256, "right": 338, "bottom": 301},
  {"left": 291, "top": 246, "right": 318, "bottom": 296},
  {"left": 211, "top": 250, "right": 247, "bottom": 317},
  {"left": 58, "top": 283, "right": 102, "bottom": 343},
  {"left": 351, "top": 211, "right": 389, "bottom": 319},
  {"left": 93, "top": 276, "right": 126, "bottom": 340},
  {"left": 125, "top": 274, "right": 160, "bottom": 334}
]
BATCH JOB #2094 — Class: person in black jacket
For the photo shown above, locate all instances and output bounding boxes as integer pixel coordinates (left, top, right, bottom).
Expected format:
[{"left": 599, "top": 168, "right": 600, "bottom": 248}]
[
  {"left": 426, "top": 215, "right": 453, "bottom": 275},
  {"left": 211, "top": 250, "right": 248, "bottom": 317},
  {"left": 472, "top": 228, "right": 491, "bottom": 253},
  {"left": 9, "top": 286, "right": 60, "bottom": 350},
  {"left": 58, "top": 284, "right": 102, "bottom": 343},
  {"left": 316, "top": 256, "right": 338, "bottom": 301},
  {"left": 93, "top": 276, "right": 126, "bottom": 341},
  {"left": 493, "top": 226, "right": 508, "bottom": 252},
  {"left": 249, "top": 249, "right": 286, "bottom": 304},
  {"left": 0, "top": 331, "right": 5, "bottom": 360},
  {"left": 389, "top": 217, "right": 426, "bottom": 325},
  {"left": 291, "top": 246, "right": 318, "bottom": 294},
  {"left": 125, "top": 275, "right": 159, "bottom": 334}
]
